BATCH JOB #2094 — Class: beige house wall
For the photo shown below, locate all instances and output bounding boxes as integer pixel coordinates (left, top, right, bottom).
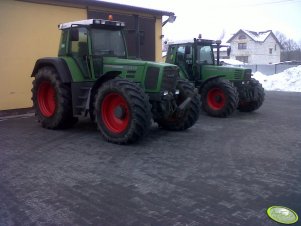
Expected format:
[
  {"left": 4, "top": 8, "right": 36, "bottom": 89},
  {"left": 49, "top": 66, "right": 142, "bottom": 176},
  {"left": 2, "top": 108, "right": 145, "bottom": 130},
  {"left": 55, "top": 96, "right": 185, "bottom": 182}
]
[
  {"left": 0, "top": 0, "right": 164, "bottom": 111},
  {"left": 0, "top": 0, "right": 86, "bottom": 110},
  {"left": 155, "top": 17, "right": 163, "bottom": 62}
]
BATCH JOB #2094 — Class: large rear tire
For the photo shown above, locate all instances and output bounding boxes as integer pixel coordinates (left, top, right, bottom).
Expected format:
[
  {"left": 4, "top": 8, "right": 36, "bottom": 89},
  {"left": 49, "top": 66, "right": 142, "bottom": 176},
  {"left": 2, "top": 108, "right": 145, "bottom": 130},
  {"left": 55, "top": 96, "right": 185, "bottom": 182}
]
[
  {"left": 201, "top": 78, "right": 239, "bottom": 117},
  {"left": 156, "top": 80, "right": 201, "bottom": 131},
  {"left": 238, "top": 78, "right": 265, "bottom": 112},
  {"left": 94, "top": 78, "right": 152, "bottom": 144},
  {"left": 31, "top": 66, "right": 77, "bottom": 129}
]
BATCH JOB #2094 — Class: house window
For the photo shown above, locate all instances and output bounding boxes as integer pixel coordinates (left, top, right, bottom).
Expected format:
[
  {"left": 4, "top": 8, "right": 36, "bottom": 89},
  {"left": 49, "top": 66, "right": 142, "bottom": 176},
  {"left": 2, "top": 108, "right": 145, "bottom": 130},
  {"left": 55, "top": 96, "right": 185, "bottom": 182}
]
[
  {"left": 269, "top": 48, "right": 273, "bottom": 54},
  {"left": 275, "top": 44, "right": 277, "bottom": 51},
  {"left": 238, "top": 43, "right": 247, "bottom": 49},
  {"left": 238, "top": 34, "right": 246, "bottom": 39},
  {"left": 236, "top": 56, "right": 248, "bottom": 63}
]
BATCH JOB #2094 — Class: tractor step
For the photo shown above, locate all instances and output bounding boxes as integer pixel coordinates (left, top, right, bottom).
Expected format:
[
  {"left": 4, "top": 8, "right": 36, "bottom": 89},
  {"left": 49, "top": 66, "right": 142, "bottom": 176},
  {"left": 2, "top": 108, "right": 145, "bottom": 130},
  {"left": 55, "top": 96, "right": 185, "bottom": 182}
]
[{"left": 71, "top": 82, "right": 93, "bottom": 116}]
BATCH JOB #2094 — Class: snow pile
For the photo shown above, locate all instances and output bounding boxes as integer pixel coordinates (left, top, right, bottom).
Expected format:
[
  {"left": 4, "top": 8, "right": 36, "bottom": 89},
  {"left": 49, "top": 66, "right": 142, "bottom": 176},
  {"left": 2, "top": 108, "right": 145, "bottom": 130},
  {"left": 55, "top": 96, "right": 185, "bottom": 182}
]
[
  {"left": 253, "top": 66, "right": 301, "bottom": 92},
  {"left": 221, "top": 59, "right": 245, "bottom": 65}
]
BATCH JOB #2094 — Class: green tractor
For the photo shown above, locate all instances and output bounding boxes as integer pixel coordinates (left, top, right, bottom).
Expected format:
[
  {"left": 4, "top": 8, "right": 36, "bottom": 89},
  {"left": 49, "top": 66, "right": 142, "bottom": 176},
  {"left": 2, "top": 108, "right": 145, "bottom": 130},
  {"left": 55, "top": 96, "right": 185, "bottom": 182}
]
[
  {"left": 31, "top": 19, "right": 200, "bottom": 144},
  {"left": 166, "top": 37, "right": 265, "bottom": 117}
]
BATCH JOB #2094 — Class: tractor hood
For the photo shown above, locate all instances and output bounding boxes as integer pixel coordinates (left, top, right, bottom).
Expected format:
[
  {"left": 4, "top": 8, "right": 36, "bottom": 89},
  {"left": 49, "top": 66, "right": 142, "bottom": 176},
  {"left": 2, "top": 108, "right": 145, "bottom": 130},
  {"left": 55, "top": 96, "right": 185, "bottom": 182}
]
[
  {"left": 102, "top": 57, "right": 179, "bottom": 92},
  {"left": 103, "top": 57, "right": 176, "bottom": 68},
  {"left": 201, "top": 65, "right": 250, "bottom": 81},
  {"left": 103, "top": 56, "right": 177, "bottom": 81}
]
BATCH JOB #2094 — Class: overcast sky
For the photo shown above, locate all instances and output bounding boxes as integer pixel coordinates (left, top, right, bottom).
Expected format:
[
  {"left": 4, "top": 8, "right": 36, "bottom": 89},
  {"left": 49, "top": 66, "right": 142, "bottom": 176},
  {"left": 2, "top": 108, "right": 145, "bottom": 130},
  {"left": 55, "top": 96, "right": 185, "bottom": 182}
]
[{"left": 100, "top": 0, "right": 301, "bottom": 42}]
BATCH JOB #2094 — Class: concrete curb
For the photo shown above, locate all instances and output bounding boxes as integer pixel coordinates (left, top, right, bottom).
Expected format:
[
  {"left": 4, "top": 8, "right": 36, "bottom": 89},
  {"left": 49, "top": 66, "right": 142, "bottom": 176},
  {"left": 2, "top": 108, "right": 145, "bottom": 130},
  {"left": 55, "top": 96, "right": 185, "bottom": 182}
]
[{"left": 0, "top": 108, "right": 34, "bottom": 120}]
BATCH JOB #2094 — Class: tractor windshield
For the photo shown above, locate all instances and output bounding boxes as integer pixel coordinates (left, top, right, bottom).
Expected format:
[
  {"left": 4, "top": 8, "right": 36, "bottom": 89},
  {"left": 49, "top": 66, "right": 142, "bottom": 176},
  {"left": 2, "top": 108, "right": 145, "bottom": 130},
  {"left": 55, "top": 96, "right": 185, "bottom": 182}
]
[
  {"left": 91, "top": 29, "right": 126, "bottom": 58},
  {"left": 197, "top": 45, "right": 214, "bottom": 65}
]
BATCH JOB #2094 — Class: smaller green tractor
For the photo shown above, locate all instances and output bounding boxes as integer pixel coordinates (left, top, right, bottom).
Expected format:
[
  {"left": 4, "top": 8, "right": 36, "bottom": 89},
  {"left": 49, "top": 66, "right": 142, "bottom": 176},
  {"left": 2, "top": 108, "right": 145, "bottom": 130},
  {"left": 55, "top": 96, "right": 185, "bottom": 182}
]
[
  {"left": 166, "top": 37, "right": 265, "bottom": 117},
  {"left": 31, "top": 18, "right": 200, "bottom": 144}
]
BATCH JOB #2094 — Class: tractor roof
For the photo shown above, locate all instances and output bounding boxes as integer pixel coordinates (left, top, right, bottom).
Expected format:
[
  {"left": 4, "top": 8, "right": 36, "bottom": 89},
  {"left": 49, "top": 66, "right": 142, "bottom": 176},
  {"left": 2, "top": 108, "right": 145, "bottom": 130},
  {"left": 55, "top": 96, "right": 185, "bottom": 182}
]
[
  {"left": 58, "top": 19, "right": 125, "bottom": 30},
  {"left": 168, "top": 39, "right": 221, "bottom": 46},
  {"left": 166, "top": 39, "right": 194, "bottom": 45}
]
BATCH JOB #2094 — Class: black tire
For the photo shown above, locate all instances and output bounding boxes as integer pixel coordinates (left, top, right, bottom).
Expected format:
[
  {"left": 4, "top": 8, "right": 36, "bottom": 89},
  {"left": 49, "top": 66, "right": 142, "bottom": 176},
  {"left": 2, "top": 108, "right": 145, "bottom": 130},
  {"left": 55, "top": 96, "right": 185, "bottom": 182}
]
[
  {"left": 201, "top": 78, "right": 239, "bottom": 117},
  {"left": 156, "top": 80, "right": 201, "bottom": 131},
  {"left": 238, "top": 78, "right": 265, "bottom": 112},
  {"left": 94, "top": 78, "right": 152, "bottom": 144},
  {"left": 31, "top": 66, "right": 77, "bottom": 129}
]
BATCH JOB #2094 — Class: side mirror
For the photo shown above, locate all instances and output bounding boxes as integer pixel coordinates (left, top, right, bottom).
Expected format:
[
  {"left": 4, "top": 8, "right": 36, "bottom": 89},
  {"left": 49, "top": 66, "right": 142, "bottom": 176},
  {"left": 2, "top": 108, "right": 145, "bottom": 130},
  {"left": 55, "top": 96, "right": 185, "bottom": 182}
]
[
  {"left": 70, "top": 28, "right": 79, "bottom": 42},
  {"left": 185, "top": 46, "right": 191, "bottom": 55}
]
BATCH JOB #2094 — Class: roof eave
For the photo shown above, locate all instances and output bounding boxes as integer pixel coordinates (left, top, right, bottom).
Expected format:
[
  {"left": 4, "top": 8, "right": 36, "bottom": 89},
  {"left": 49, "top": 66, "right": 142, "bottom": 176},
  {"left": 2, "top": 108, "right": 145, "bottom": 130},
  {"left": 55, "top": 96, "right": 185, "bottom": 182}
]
[{"left": 17, "top": 0, "right": 174, "bottom": 17}]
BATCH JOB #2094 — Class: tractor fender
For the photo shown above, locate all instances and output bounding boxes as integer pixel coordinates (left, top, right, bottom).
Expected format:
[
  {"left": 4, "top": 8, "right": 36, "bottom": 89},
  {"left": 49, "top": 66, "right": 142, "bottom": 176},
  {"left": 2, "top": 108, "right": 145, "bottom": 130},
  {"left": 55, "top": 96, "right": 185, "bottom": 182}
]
[
  {"left": 199, "top": 75, "right": 225, "bottom": 92},
  {"left": 89, "top": 71, "right": 122, "bottom": 110},
  {"left": 31, "top": 57, "right": 72, "bottom": 83}
]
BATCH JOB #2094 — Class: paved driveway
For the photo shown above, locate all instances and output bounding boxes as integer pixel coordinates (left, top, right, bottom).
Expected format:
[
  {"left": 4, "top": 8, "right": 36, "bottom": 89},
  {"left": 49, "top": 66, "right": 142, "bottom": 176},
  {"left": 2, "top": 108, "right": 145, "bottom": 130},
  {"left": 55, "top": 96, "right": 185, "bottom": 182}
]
[{"left": 0, "top": 91, "right": 300, "bottom": 226}]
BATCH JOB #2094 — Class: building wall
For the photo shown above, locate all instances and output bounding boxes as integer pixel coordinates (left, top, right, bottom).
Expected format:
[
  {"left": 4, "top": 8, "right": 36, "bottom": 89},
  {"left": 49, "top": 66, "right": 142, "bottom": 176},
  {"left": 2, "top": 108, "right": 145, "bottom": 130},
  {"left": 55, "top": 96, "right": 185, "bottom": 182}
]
[
  {"left": 0, "top": 0, "right": 86, "bottom": 110},
  {"left": 230, "top": 34, "right": 281, "bottom": 64},
  {"left": 155, "top": 18, "right": 163, "bottom": 62},
  {"left": 250, "top": 35, "right": 281, "bottom": 64},
  {"left": 230, "top": 35, "right": 252, "bottom": 63},
  {"left": 0, "top": 0, "right": 163, "bottom": 111}
]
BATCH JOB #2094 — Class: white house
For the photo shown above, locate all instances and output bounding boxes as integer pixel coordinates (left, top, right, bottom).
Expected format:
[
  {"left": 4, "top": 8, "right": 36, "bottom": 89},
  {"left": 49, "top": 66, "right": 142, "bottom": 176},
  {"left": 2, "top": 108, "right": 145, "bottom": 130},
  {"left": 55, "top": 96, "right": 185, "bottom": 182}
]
[{"left": 227, "top": 29, "right": 282, "bottom": 64}]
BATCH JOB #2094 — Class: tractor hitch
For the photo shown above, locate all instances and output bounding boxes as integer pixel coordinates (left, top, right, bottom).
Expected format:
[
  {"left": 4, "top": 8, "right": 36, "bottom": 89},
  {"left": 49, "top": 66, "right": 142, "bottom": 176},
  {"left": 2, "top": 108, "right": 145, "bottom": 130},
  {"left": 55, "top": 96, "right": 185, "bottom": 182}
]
[
  {"left": 175, "top": 88, "right": 198, "bottom": 118},
  {"left": 177, "top": 97, "right": 192, "bottom": 111},
  {"left": 175, "top": 97, "right": 191, "bottom": 118}
]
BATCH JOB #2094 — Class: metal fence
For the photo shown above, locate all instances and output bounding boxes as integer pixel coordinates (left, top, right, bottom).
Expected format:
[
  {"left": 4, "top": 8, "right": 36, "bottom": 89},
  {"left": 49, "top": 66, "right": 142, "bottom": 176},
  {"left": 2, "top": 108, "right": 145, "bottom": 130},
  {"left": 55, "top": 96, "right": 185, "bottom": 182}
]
[{"left": 237, "top": 64, "right": 300, "bottom": 75}]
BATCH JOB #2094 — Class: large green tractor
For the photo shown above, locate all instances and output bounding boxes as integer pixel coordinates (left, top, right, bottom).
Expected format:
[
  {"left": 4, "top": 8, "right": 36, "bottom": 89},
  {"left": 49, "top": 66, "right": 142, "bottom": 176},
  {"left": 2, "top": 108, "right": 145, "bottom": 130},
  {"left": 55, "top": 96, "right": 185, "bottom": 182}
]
[
  {"left": 31, "top": 19, "right": 200, "bottom": 144},
  {"left": 166, "top": 38, "right": 265, "bottom": 117}
]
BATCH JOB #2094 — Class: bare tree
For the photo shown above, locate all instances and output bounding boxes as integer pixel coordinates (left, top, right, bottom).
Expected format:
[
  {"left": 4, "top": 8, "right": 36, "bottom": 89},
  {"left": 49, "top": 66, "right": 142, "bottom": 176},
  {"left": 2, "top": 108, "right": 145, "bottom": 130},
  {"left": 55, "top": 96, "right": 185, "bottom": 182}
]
[
  {"left": 275, "top": 31, "right": 301, "bottom": 61},
  {"left": 274, "top": 31, "right": 287, "bottom": 48},
  {"left": 275, "top": 31, "right": 299, "bottom": 51},
  {"left": 284, "top": 39, "right": 299, "bottom": 51}
]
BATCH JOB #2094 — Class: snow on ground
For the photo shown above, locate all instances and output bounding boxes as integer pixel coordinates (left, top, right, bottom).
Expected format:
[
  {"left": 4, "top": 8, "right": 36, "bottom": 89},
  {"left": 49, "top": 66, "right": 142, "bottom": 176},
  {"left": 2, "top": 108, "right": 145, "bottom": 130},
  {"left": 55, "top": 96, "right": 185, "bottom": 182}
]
[
  {"left": 221, "top": 59, "right": 245, "bottom": 65},
  {"left": 253, "top": 65, "right": 301, "bottom": 92}
]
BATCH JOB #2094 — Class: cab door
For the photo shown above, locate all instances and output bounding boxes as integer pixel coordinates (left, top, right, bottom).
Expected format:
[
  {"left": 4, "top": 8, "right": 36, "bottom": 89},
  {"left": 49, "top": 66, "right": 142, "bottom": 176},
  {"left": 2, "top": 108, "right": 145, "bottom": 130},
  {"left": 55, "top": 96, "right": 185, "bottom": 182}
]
[
  {"left": 69, "top": 27, "right": 92, "bottom": 79},
  {"left": 169, "top": 45, "right": 194, "bottom": 80}
]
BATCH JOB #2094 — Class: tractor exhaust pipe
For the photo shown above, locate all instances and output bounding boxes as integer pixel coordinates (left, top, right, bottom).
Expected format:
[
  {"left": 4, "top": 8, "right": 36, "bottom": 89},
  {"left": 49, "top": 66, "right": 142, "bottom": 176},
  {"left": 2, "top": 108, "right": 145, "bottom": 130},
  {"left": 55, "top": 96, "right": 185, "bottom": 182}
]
[{"left": 216, "top": 40, "right": 221, "bottom": 66}]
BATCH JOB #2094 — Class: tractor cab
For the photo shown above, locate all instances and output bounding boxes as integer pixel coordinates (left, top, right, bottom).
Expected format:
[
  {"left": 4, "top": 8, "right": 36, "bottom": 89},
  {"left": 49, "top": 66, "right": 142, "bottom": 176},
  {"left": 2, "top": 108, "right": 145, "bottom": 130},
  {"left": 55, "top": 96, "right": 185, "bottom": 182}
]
[
  {"left": 58, "top": 19, "right": 127, "bottom": 79},
  {"left": 166, "top": 38, "right": 251, "bottom": 83},
  {"left": 166, "top": 38, "right": 227, "bottom": 81}
]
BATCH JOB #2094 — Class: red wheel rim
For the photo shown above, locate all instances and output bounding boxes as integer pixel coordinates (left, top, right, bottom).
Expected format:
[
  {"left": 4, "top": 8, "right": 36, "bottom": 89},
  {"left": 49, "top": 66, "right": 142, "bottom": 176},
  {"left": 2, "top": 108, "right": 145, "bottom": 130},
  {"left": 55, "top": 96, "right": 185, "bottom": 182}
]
[
  {"left": 37, "top": 81, "right": 56, "bottom": 117},
  {"left": 101, "top": 93, "right": 130, "bottom": 134},
  {"left": 207, "top": 88, "right": 226, "bottom": 110}
]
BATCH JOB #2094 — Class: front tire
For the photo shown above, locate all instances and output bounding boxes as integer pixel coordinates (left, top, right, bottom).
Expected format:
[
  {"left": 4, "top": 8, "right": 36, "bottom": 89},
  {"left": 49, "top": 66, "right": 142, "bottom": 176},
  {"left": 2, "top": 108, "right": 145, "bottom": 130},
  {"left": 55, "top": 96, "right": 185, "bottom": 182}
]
[
  {"left": 238, "top": 78, "right": 265, "bottom": 112},
  {"left": 31, "top": 66, "right": 77, "bottom": 129},
  {"left": 201, "top": 78, "right": 239, "bottom": 117},
  {"left": 156, "top": 80, "right": 201, "bottom": 131},
  {"left": 94, "top": 78, "right": 152, "bottom": 144}
]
